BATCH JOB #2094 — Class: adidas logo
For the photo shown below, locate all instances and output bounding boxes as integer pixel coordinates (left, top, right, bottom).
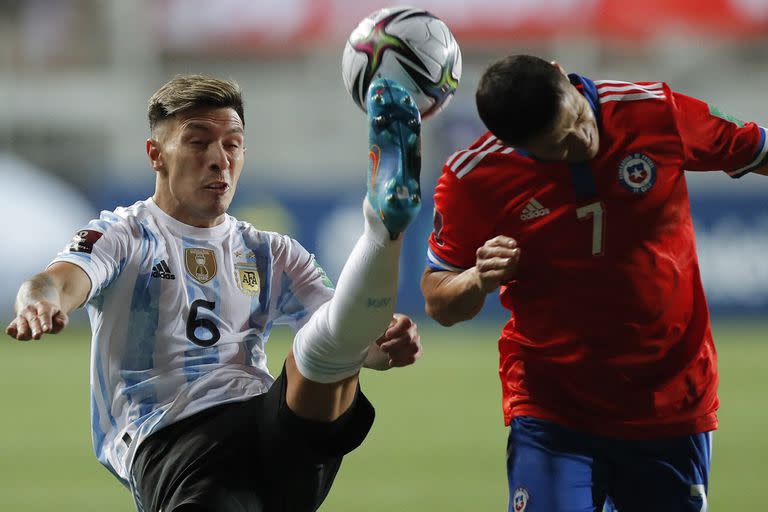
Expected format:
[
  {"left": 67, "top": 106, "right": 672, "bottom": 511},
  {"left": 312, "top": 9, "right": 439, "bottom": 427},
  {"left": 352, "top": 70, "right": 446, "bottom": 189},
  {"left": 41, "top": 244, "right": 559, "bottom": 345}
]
[
  {"left": 520, "top": 198, "right": 551, "bottom": 221},
  {"left": 151, "top": 260, "right": 176, "bottom": 280}
]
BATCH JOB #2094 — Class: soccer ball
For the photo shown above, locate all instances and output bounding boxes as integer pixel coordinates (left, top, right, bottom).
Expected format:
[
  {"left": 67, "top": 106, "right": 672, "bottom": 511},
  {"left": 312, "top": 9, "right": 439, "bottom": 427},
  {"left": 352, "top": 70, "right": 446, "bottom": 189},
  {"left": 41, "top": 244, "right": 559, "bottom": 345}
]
[{"left": 341, "top": 6, "right": 462, "bottom": 120}]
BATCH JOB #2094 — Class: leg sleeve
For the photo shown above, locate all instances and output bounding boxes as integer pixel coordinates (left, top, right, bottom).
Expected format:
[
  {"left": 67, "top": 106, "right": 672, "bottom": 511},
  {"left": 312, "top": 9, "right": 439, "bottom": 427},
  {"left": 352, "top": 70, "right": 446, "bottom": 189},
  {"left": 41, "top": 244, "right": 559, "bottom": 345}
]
[{"left": 292, "top": 198, "right": 402, "bottom": 383}]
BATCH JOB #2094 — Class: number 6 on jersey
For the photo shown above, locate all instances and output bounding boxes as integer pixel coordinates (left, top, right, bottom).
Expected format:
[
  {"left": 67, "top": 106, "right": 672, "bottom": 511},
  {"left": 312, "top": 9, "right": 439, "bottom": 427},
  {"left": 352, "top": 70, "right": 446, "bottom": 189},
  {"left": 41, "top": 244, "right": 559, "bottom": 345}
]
[{"left": 186, "top": 299, "right": 221, "bottom": 347}]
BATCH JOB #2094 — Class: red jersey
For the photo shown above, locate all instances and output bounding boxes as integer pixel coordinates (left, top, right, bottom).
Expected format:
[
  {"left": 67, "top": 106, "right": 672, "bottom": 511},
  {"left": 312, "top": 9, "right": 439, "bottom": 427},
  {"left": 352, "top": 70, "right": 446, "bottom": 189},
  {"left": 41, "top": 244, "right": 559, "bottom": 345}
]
[{"left": 428, "top": 74, "right": 767, "bottom": 439}]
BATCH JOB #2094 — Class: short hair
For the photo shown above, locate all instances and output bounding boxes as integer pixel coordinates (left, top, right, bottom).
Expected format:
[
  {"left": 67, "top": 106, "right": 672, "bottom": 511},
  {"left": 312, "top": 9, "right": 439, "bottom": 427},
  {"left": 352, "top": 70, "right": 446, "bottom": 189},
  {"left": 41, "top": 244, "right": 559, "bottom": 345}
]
[
  {"left": 148, "top": 74, "right": 245, "bottom": 131},
  {"left": 475, "top": 55, "right": 566, "bottom": 145}
]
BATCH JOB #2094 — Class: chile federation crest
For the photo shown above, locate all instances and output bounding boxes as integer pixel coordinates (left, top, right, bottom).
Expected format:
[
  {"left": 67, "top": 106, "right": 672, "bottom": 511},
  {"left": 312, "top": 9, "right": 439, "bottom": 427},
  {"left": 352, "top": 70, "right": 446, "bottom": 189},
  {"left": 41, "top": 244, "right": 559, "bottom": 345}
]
[
  {"left": 618, "top": 153, "right": 656, "bottom": 194},
  {"left": 512, "top": 487, "right": 530, "bottom": 511}
]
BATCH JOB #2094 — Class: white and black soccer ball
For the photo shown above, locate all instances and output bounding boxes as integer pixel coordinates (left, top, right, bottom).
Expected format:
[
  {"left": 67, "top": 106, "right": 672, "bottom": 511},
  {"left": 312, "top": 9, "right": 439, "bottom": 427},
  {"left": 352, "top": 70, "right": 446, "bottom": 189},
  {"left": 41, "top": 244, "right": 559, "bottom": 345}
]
[{"left": 341, "top": 6, "right": 462, "bottom": 120}]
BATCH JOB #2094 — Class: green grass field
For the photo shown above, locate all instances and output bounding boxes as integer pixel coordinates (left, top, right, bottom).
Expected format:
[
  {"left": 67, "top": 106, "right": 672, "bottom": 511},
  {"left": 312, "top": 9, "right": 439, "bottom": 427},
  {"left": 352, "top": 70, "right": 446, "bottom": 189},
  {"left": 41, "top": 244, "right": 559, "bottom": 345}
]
[{"left": 0, "top": 320, "right": 765, "bottom": 511}]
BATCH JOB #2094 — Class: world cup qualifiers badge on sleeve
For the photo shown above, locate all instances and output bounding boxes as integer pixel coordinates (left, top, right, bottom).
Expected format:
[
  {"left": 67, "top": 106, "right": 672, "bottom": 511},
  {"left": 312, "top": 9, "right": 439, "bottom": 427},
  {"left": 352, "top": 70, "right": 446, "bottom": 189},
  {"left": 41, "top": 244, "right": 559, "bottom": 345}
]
[
  {"left": 618, "top": 153, "right": 656, "bottom": 194},
  {"left": 67, "top": 229, "right": 104, "bottom": 254},
  {"left": 432, "top": 207, "right": 445, "bottom": 246}
]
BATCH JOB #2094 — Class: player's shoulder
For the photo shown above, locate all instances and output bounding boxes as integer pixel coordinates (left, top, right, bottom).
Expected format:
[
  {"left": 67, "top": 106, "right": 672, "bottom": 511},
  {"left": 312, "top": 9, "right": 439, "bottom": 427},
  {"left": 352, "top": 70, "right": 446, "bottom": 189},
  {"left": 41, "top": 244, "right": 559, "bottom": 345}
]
[
  {"left": 58, "top": 200, "right": 154, "bottom": 257},
  {"left": 231, "top": 218, "right": 306, "bottom": 257},
  {"left": 231, "top": 217, "right": 284, "bottom": 243},
  {"left": 442, "top": 132, "right": 524, "bottom": 183},
  {"left": 113, "top": 198, "right": 154, "bottom": 221},
  {"left": 594, "top": 79, "right": 679, "bottom": 138},
  {"left": 76, "top": 198, "right": 151, "bottom": 239},
  {"left": 594, "top": 79, "right": 672, "bottom": 110}
]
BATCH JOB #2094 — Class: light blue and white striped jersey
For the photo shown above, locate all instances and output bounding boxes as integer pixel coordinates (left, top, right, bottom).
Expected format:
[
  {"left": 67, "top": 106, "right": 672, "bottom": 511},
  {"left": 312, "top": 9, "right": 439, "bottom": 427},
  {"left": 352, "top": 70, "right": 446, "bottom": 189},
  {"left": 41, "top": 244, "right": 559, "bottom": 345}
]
[{"left": 52, "top": 198, "right": 334, "bottom": 486}]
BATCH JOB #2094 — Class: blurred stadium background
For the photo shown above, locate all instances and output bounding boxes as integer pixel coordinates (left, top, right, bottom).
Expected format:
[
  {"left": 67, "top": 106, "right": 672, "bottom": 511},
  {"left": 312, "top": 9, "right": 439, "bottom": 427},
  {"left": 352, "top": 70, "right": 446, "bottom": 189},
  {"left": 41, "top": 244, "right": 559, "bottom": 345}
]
[{"left": 0, "top": 0, "right": 766, "bottom": 510}]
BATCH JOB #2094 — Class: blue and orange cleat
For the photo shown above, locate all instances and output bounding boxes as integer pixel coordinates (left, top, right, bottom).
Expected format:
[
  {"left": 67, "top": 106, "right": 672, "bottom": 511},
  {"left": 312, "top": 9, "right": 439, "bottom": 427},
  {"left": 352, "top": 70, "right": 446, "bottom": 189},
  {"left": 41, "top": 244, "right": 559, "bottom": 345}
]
[{"left": 366, "top": 78, "right": 422, "bottom": 239}]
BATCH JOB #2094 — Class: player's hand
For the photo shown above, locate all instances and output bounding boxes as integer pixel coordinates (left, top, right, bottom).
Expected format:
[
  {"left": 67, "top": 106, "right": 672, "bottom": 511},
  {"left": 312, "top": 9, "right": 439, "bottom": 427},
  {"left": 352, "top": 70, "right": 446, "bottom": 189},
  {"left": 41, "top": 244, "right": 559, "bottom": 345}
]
[
  {"left": 366, "top": 314, "right": 422, "bottom": 370},
  {"left": 5, "top": 301, "right": 69, "bottom": 341},
  {"left": 474, "top": 235, "right": 521, "bottom": 293}
]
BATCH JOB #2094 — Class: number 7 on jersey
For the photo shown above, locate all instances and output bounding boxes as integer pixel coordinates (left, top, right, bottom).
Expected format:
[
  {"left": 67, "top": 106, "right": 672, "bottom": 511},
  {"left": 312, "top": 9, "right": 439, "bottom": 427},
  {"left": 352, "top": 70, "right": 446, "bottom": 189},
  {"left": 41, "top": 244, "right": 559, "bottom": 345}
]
[{"left": 576, "top": 201, "right": 605, "bottom": 256}]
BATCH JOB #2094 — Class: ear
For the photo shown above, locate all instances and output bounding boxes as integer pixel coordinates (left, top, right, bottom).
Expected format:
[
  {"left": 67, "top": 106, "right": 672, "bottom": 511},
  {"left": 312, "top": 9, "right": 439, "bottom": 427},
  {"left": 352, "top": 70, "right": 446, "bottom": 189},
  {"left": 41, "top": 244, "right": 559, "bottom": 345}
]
[
  {"left": 147, "top": 138, "right": 164, "bottom": 172},
  {"left": 550, "top": 61, "right": 567, "bottom": 77}
]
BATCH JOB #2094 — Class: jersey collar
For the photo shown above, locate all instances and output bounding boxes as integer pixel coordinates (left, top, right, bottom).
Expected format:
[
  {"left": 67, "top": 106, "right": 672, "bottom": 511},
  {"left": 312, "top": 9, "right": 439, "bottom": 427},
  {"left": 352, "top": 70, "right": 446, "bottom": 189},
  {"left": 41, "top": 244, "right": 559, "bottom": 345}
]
[
  {"left": 146, "top": 196, "right": 232, "bottom": 238},
  {"left": 568, "top": 73, "right": 601, "bottom": 128}
]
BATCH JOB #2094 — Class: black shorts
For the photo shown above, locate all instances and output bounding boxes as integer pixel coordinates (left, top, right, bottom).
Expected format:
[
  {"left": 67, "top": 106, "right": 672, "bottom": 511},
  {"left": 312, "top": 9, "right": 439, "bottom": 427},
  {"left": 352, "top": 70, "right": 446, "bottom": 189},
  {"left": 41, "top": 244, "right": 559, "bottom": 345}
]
[{"left": 131, "top": 367, "right": 375, "bottom": 512}]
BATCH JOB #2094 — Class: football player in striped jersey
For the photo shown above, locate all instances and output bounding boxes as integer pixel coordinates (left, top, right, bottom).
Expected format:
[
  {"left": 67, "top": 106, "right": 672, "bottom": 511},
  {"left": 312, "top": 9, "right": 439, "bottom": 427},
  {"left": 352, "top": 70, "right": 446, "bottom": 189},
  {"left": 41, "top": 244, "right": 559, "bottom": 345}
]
[
  {"left": 422, "top": 54, "right": 767, "bottom": 512},
  {"left": 6, "top": 75, "right": 423, "bottom": 512}
]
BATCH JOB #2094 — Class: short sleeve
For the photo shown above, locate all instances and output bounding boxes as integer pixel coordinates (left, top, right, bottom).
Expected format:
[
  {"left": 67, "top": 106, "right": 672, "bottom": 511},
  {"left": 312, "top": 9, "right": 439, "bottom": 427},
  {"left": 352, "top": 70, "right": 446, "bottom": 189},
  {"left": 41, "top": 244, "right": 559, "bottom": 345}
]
[
  {"left": 671, "top": 91, "right": 768, "bottom": 178},
  {"left": 270, "top": 234, "right": 334, "bottom": 331},
  {"left": 427, "top": 168, "right": 494, "bottom": 272},
  {"left": 50, "top": 212, "right": 134, "bottom": 302}
]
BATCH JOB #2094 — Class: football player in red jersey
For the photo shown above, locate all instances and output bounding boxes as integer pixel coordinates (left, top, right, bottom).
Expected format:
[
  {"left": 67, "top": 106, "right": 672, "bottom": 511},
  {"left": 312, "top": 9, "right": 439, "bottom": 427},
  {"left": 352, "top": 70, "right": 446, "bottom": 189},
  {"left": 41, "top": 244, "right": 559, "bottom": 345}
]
[{"left": 421, "top": 54, "right": 767, "bottom": 512}]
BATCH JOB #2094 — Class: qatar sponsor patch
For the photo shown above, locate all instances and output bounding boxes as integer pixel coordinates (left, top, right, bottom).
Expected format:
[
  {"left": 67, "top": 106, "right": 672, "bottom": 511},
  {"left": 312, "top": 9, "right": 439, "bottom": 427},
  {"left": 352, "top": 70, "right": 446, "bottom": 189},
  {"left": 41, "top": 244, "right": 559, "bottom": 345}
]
[
  {"left": 67, "top": 229, "right": 103, "bottom": 254},
  {"left": 618, "top": 152, "right": 656, "bottom": 194}
]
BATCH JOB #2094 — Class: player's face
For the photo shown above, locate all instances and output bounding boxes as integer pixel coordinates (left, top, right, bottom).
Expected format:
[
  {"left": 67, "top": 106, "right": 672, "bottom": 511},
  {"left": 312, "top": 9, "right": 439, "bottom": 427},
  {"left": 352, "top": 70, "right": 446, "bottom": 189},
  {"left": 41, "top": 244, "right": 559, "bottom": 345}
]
[
  {"left": 522, "top": 82, "right": 600, "bottom": 162},
  {"left": 148, "top": 107, "right": 245, "bottom": 227}
]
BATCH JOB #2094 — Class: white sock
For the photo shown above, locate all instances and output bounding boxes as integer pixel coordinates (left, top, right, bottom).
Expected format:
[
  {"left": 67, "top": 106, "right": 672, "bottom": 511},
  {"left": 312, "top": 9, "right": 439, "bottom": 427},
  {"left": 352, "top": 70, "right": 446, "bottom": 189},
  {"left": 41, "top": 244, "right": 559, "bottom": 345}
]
[{"left": 292, "top": 198, "right": 402, "bottom": 383}]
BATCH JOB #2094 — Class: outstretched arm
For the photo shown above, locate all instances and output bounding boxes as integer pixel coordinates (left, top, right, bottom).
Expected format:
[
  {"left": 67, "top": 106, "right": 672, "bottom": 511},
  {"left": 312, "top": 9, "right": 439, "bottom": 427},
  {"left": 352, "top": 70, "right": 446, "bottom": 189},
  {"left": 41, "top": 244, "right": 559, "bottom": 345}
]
[
  {"left": 421, "top": 235, "right": 520, "bottom": 327},
  {"left": 6, "top": 262, "right": 91, "bottom": 340}
]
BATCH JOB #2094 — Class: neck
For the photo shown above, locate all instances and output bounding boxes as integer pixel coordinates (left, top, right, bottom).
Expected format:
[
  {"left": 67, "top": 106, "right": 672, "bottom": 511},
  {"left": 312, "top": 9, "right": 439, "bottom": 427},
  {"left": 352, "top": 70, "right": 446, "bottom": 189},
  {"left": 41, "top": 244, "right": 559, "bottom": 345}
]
[{"left": 152, "top": 193, "right": 224, "bottom": 228}]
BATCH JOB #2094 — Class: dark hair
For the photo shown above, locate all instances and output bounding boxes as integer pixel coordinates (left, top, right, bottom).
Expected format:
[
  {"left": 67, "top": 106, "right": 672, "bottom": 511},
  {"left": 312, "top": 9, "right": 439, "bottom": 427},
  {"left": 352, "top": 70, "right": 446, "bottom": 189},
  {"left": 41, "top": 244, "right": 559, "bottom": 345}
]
[
  {"left": 148, "top": 74, "right": 245, "bottom": 131},
  {"left": 475, "top": 55, "right": 566, "bottom": 144}
]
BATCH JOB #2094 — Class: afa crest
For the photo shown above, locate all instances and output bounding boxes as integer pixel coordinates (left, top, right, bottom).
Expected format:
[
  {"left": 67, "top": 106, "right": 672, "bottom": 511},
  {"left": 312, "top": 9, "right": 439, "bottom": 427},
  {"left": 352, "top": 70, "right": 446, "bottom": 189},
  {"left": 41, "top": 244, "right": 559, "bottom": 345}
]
[
  {"left": 618, "top": 153, "right": 656, "bottom": 194},
  {"left": 234, "top": 252, "right": 261, "bottom": 296},
  {"left": 236, "top": 268, "right": 260, "bottom": 296}
]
